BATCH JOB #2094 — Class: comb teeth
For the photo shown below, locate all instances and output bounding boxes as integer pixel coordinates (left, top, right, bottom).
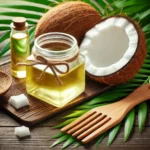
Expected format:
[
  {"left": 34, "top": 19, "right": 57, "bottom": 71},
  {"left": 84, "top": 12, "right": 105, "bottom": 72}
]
[
  {"left": 71, "top": 114, "right": 106, "bottom": 137},
  {"left": 67, "top": 112, "right": 101, "bottom": 134},
  {"left": 61, "top": 111, "right": 96, "bottom": 132},
  {"left": 81, "top": 117, "right": 112, "bottom": 143},
  {"left": 77, "top": 116, "right": 111, "bottom": 140},
  {"left": 61, "top": 111, "right": 112, "bottom": 144}
]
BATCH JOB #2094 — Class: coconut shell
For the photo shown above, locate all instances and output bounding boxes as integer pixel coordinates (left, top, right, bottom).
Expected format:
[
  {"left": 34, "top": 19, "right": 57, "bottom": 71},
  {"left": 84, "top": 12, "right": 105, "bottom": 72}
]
[
  {"left": 35, "top": 1, "right": 101, "bottom": 45},
  {"left": 86, "top": 15, "right": 146, "bottom": 86}
]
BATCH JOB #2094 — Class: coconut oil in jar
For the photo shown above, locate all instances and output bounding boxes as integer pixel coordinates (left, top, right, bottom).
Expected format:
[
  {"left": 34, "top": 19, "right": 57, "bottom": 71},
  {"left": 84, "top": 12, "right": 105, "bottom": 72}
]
[{"left": 26, "top": 33, "right": 85, "bottom": 107}]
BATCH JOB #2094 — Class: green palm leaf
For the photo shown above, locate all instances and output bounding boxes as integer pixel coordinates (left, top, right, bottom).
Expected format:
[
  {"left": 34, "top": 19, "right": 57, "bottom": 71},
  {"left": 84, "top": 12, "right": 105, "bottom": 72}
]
[
  {"left": 138, "top": 102, "right": 148, "bottom": 132},
  {"left": 107, "top": 123, "right": 121, "bottom": 146},
  {"left": 0, "top": 12, "right": 41, "bottom": 19},
  {"left": 62, "top": 136, "right": 77, "bottom": 149},
  {"left": 0, "top": 26, "right": 10, "bottom": 31},
  {"left": 0, "top": 19, "right": 37, "bottom": 25},
  {"left": 0, "top": 42, "right": 10, "bottom": 57},
  {"left": 50, "top": 134, "right": 71, "bottom": 148},
  {"left": 23, "top": 0, "right": 56, "bottom": 5},
  {"left": 124, "top": 109, "right": 135, "bottom": 142},
  {"left": 95, "top": 132, "right": 106, "bottom": 146},
  {"left": 0, "top": 4, "right": 47, "bottom": 13},
  {"left": 84, "top": 0, "right": 104, "bottom": 15},
  {"left": 0, "top": 31, "right": 10, "bottom": 43}
]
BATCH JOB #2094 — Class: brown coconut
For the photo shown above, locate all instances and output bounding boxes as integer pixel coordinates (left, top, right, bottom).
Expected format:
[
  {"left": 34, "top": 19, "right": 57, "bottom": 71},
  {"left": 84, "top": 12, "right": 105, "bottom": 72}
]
[
  {"left": 81, "top": 15, "right": 146, "bottom": 85},
  {"left": 35, "top": 1, "right": 101, "bottom": 45}
]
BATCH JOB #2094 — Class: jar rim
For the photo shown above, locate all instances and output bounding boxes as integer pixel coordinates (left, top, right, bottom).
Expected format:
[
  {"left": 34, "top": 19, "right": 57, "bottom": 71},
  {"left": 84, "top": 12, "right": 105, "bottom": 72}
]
[{"left": 34, "top": 32, "right": 78, "bottom": 55}]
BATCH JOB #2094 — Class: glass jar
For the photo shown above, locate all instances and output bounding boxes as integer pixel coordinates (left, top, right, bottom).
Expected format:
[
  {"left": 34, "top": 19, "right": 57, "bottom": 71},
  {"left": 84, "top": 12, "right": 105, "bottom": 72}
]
[
  {"left": 26, "top": 32, "right": 85, "bottom": 107},
  {"left": 10, "top": 17, "right": 30, "bottom": 78}
]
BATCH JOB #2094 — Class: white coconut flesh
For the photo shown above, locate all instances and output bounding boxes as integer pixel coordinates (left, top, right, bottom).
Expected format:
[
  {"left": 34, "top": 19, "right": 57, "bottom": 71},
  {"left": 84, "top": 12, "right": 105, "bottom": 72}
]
[{"left": 80, "top": 17, "right": 138, "bottom": 76}]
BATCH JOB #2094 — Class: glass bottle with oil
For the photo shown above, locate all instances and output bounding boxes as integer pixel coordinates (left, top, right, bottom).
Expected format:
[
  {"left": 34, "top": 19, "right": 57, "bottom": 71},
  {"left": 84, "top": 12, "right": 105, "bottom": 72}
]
[
  {"left": 10, "top": 17, "right": 30, "bottom": 78},
  {"left": 26, "top": 32, "right": 85, "bottom": 107}
]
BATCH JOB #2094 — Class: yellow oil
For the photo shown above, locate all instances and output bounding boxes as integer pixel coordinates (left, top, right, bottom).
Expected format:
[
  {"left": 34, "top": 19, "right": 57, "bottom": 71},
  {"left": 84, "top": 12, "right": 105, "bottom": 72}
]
[
  {"left": 26, "top": 62, "right": 85, "bottom": 107},
  {"left": 11, "top": 32, "right": 30, "bottom": 78}
]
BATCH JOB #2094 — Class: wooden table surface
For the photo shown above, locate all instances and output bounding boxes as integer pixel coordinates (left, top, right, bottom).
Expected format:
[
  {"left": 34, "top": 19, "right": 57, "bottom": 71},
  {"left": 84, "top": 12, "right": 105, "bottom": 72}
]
[
  {"left": 0, "top": 102, "right": 150, "bottom": 150},
  {"left": 0, "top": 59, "right": 150, "bottom": 150}
]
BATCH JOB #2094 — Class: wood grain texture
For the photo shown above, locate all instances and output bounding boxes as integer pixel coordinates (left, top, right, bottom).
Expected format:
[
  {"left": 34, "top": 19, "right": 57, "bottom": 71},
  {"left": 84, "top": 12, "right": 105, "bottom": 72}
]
[
  {"left": 0, "top": 64, "right": 150, "bottom": 149},
  {"left": 0, "top": 64, "right": 110, "bottom": 126},
  {"left": 0, "top": 110, "right": 150, "bottom": 150}
]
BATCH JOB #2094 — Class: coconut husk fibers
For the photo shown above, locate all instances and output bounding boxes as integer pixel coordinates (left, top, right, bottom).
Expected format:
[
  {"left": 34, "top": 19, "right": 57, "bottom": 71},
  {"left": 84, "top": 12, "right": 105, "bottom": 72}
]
[
  {"left": 87, "top": 15, "right": 146, "bottom": 86},
  {"left": 35, "top": 1, "right": 101, "bottom": 45}
]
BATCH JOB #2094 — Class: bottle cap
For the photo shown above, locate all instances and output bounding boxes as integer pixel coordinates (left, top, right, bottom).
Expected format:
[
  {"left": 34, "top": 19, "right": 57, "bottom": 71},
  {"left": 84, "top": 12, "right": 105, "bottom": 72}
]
[{"left": 12, "top": 17, "right": 27, "bottom": 30}]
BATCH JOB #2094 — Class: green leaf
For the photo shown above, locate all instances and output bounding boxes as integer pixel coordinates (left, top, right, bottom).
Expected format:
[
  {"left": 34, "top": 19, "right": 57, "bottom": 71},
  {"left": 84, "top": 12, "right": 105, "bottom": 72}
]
[
  {"left": 95, "top": 132, "right": 106, "bottom": 146},
  {"left": 115, "top": 83, "right": 140, "bottom": 89},
  {"left": 87, "top": 92, "right": 127, "bottom": 105},
  {"left": 122, "top": 5, "right": 148, "bottom": 14},
  {"left": 62, "top": 136, "right": 76, "bottom": 149},
  {"left": 138, "top": 102, "right": 148, "bottom": 132},
  {"left": 30, "top": 40, "right": 34, "bottom": 50},
  {"left": 111, "top": 0, "right": 126, "bottom": 8},
  {"left": 112, "top": 0, "right": 150, "bottom": 8},
  {"left": 143, "top": 76, "right": 150, "bottom": 84},
  {"left": 143, "top": 24, "right": 150, "bottom": 33},
  {"left": 76, "top": 103, "right": 110, "bottom": 109},
  {"left": 63, "top": 110, "right": 88, "bottom": 119},
  {"left": 146, "top": 38, "right": 150, "bottom": 52},
  {"left": 23, "top": 0, "right": 56, "bottom": 6},
  {"left": 0, "top": 19, "right": 11, "bottom": 25},
  {"left": 54, "top": 118, "right": 76, "bottom": 129},
  {"left": 144, "top": 58, "right": 150, "bottom": 64},
  {"left": 134, "top": 74, "right": 148, "bottom": 79},
  {"left": 0, "top": 31, "right": 10, "bottom": 43},
  {"left": 140, "top": 9, "right": 150, "bottom": 20},
  {"left": 0, "top": 19, "right": 37, "bottom": 25},
  {"left": 96, "top": 0, "right": 107, "bottom": 8},
  {"left": 124, "top": 109, "right": 135, "bottom": 142},
  {"left": 50, "top": 134, "right": 71, "bottom": 148},
  {"left": 29, "top": 26, "right": 35, "bottom": 46},
  {"left": 107, "top": 123, "right": 121, "bottom": 146},
  {"left": 0, "top": 26, "right": 10, "bottom": 31},
  {"left": 74, "top": 141, "right": 82, "bottom": 148},
  {"left": 0, "top": 12, "right": 41, "bottom": 20},
  {"left": 0, "top": 4, "right": 47, "bottom": 13},
  {"left": 85, "top": 0, "right": 103, "bottom": 15},
  {"left": 52, "top": 132, "right": 65, "bottom": 139},
  {"left": 110, "top": 88, "right": 132, "bottom": 93},
  {"left": 142, "top": 64, "right": 150, "bottom": 69},
  {"left": 139, "top": 68, "right": 150, "bottom": 74},
  {"left": 0, "top": 42, "right": 10, "bottom": 57},
  {"left": 129, "top": 79, "right": 145, "bottom": 84}
]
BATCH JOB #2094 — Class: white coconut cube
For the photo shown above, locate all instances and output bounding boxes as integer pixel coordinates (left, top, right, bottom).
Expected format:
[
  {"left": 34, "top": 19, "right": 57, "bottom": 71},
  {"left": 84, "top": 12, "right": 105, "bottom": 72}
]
[
  {"left": 15, "top": 126, "right": 30, "bottom": 138},
  {"left": 9, "top": 94, "right": 29, "bottom": 109}
]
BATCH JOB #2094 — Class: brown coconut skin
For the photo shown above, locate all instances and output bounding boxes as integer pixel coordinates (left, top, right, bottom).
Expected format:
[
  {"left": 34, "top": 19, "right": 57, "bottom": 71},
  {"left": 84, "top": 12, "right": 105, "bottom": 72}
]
[
  {"left": 35, "top": 1, "right": 101, "bottom": 45},
  {"left": 87, "top": 15, "right": 146, "bottom": 86}
]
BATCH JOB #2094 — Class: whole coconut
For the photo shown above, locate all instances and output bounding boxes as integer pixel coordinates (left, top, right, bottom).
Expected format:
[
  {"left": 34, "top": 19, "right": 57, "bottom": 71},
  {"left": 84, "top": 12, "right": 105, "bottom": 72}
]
[{"left": 35, "top": 1, "right": 101, "bottom": 45}]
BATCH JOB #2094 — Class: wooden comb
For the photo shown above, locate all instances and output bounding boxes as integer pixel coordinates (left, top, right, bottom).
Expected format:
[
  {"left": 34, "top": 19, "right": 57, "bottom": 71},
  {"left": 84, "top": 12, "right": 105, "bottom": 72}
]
[{"left": 61, "top": 84, "right": 150, "bottom": 144}]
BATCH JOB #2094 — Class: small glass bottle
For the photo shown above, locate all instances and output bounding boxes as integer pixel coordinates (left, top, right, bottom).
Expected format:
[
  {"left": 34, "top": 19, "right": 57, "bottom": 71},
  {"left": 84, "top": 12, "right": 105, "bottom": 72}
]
[
  {"left": 26, "top": 32, "right": 85, "bottom": 107},
  {"left": 10, "top": 17, "right": 30, "bottom": 78}
]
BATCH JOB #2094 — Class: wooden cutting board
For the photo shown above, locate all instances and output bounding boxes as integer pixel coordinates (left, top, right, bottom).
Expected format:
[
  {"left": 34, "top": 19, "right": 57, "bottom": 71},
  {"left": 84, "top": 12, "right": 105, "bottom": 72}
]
[{"left": 0, "top": 63, "right": 111, "bottom": 126}]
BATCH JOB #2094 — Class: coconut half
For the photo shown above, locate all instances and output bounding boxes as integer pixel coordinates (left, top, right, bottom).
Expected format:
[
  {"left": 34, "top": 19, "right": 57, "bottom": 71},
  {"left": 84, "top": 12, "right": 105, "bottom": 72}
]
[{"left": 80, "top": 16, "right": 146, "bottom": 85}]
